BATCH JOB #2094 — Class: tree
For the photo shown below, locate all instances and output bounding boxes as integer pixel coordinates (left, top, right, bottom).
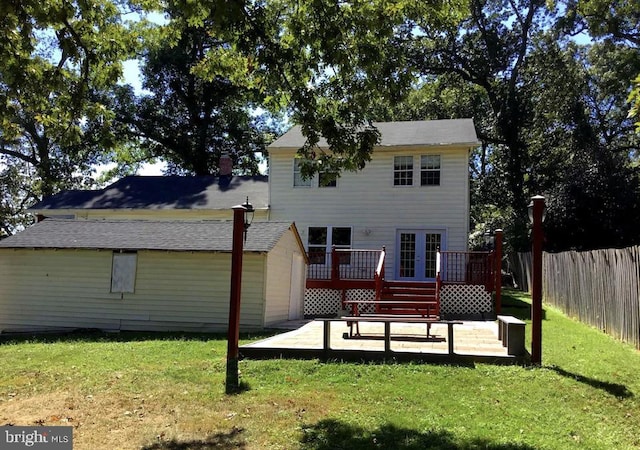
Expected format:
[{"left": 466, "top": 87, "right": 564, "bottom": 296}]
[
  {"left": 0, "top": 0, "right": 147, "bottom": 231},
  {"left": 185, "top": 0, "right": 466, "bottom": 179},
  {"left": 559, "top": 0, "right": 640, "bottom": 127},
  {"left": 391, "top": 0, "right": 640, "bottom": 251},
  {"left": 404, "top": 0, "right": 553, "bottom": 249},
  {"left": 112, "top": 15, "right": 277, "bottom": 176},
  {"left": 524, "top": 39, "right": 640, "bottom": 250}
]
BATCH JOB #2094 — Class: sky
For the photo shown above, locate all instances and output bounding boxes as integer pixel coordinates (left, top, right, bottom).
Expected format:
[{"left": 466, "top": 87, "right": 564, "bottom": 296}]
[
  {"left": 109, "top": 59, "right": 166, "bottom": 176},
  {"left": 118, "top": 11, "right": 167, "bottom": 176}
]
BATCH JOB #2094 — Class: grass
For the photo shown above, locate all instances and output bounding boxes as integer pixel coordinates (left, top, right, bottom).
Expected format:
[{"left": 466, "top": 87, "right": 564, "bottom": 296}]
[{"left": 1, "top": 289, "right": 639, "bottom": 449}]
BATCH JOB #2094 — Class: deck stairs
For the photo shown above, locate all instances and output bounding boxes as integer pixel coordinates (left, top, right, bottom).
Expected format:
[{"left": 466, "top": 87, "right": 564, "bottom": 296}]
[{"left": 377, "top": 280, "right": 440, "bottom": 317}]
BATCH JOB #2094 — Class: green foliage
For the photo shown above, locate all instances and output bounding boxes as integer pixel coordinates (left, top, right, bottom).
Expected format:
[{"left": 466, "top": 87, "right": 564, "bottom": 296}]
[
  {"left": 558, "top": 0, "right": 640, "bottom": 131},
  {"left": 2, "top": 0, "right": 639, "bottom": 255},
  {"left": 388, "top": 0, "right": 640, "bottom": 251},
  {"left": 111, "top": 8, "right": 278, "bottom": 176},
  {"left": 560, "top": 0, "right": 640, "bottom": 45},
  {"left": 0, "top": 0, "right": 149, "bottom": 229},
  {"left": 629, "top": 74, "right": 640, "bottom": 130},
  {"left": 0, "top": 164, "right": 34, "bottom": 238},
  {"left": 188, "top": 0, "right": 467, "bottom": 179},
  {"left": 523, "top": 39, "right": 640, "bottom": 250}
]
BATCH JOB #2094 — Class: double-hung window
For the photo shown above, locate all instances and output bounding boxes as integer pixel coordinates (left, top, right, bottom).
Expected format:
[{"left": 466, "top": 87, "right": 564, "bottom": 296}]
[
  {"left": 293, "top": 159, "right": 312, "bottom": 187},
  {"left": 318, "top": 171, "right": 337, "bottom": 188},
  {"left": 308, "top": 227, "right": 328, "bottom": 264},
  {"left": 294, "top": 159, "right": 338, "bottom": 188},
  {"left": 394, "top": 156, "right": 413, "bottom": 186},
  {"left": 307, "top": 227, "right": 352, "bottom": 265},
  {"left": 421, "top": 155, "right": 441, "bottom": 186}
]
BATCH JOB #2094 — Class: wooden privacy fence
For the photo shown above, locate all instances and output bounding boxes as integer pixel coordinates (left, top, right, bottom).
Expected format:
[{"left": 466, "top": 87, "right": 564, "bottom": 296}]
[{"left": 514, "top": 247, "right": 640, "bottom": 349}]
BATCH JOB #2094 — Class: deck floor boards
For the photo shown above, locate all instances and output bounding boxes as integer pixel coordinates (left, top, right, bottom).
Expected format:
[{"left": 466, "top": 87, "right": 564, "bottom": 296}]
[{"left": 241, "top": 319, "right": 528, "bottom": 364}]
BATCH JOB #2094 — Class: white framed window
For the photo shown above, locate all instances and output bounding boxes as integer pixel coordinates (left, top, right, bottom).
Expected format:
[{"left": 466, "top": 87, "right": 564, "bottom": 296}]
[
  {"left": 394, "top": 156, "right": 413, "bottom": 186},
  {"left": 111, "top": 251, "right": 137, "bottom": 293},
  {"left": 294, "top": 159, "right": 338, "bottom": 188},
  {"left": 318, "top": 171, "right": 337, "bottom": 188},
  {"left": 421, "top": 155, "right": 441, "bottom": 186},
  {"left": 307, "top": 226, "right": 352, "bottom": 264},
  {"left": 308, "top": 227, "right": 328, "bottom": 264},
  {"left": 293, "top": 159, "right": 312, "bottom": 187}
]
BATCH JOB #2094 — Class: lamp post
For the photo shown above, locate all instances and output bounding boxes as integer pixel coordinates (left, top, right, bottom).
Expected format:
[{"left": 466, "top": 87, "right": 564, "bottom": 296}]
[
  {"left": 528, "top": 195, "right": 545, "bottom": 366},
  {"left": 226, "top": 197, "right": 254, "bottom": 394}
]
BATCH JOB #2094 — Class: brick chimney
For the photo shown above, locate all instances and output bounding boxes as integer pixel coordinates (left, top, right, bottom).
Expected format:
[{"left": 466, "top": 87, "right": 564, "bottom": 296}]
[{"left": 219, "top": 153, "right": 233, "bottom": 176}]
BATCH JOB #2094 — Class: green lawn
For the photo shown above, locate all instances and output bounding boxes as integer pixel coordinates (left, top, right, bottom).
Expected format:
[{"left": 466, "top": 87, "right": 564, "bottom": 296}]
[{"left": 1, "top": 289, "right": 639, "bottom": 449}]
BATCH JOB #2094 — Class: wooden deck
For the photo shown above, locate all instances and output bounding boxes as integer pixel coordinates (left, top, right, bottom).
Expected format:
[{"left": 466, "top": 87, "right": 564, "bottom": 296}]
[{"left": 240, "top": 319, "right": 529, "bottom": 365}]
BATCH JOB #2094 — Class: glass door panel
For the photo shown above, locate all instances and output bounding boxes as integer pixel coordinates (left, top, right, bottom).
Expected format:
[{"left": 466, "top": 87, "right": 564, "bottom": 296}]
[
  {"left": 424, "top": 233, "right": 442, "bottom": 279},
  {"left": 399, "top": 233, "right": 416, "bottom": 278},
  {"left": 397, "top": 230, "right": 445, "bottom": 281}
]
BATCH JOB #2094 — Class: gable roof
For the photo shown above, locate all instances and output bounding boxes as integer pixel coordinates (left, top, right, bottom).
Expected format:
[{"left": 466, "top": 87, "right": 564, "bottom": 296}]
[
  {"left": 29, "top": 175, "right": 269, "bottom": 211},
  {"left": 0, "top": 219, "right": 301, "bottom": 254},
  {"left": 268, "top": 119, "right": 479, "bottom": 149}
]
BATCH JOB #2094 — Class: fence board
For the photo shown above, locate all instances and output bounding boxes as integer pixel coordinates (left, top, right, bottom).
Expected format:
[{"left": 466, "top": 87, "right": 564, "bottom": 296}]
[{"left": 516, "top": 246, "right": 640, "bottom": 349}]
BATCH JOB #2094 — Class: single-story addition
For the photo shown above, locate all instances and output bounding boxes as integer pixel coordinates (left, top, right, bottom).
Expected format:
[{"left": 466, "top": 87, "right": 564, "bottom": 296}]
[{"left": 0, "top": 219, "right": 308, "bottom": 333}]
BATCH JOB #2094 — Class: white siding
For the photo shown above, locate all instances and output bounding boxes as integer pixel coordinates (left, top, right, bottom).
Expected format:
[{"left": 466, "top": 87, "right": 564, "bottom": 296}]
[
  {"left": 49, "top": 209, "right": 270, "bottom": 221},
  {"left": 268, "top": 146, "right": 470, "bottom": 278},
  {"left": 0, "top": 249, "right": 266, "bottom": 333},
  {"left": 263, "top": 231, "right": 307, "bottom": 324}
]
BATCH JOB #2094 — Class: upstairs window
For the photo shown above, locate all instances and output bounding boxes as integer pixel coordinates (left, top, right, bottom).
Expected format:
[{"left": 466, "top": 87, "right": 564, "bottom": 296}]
[
  {"left": 318, "top": 171, "right": 337, "bottom": 188},
  {"left": 293, "top": 159, "right": 312, "bottom": 187},
  {"left": 294, "top": 159, "right": 338, "bottom": 188},
  {"left": 394, "top": 156, "right": 413, "bottom": 186},
  {"left": 420, "top": 155, "right": 441, "bottom": 186}
]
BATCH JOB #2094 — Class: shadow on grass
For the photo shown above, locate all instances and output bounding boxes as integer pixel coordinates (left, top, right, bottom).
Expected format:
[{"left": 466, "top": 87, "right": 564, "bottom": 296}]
[
  {"left": 0, "top": 330, "right": 278, "bottom": 346},
  {"left": 500, "top": 290, "right": 546, "bottom": 321},
  {"left": 226, "top": 380, "right": 252, "bottom": 395},
  {"left": 141, "top": 427, "right": 246, "bottom": 449},
  {"left": 300, "top": 419, "right": 534, "bottom": 450},
  {"left": 548, "top": 365, "right": 634, "bottom": 399}
]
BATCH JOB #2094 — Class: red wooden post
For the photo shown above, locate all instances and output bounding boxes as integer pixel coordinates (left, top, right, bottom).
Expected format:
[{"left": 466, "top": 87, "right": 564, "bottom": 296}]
[
  {"left": 494, "top": 229, "right": 503, "bottom": 314},
  {"left": 226, "top": 205, "right": 247, "bottom": 393},
  {"left": 530, "top": 196, "right": 545, "bottom": 366}
]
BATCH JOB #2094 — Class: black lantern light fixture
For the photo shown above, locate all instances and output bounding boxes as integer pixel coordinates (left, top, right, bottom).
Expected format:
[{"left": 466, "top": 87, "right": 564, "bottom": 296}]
[
  {"left": 528, "top": 195, "right": 547, "bottom": 224},
  {"left": 483, "top": 229, "right": 494, "bottom": 250},
  {"left": 242, "top": 197, "right": 254, "bottom": 241}
]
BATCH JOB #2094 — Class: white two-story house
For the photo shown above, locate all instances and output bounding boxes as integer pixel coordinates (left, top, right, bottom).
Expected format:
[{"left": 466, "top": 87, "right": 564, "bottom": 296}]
[
  {"left": 268, "top": 119, "right": 478, "bottom": 282},
  {"left": 268, "top": 119, "right": 494, "bottom": 318}
]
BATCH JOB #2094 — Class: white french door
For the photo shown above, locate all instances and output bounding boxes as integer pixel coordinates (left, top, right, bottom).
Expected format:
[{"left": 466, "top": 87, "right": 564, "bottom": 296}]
[{"left": 396, "top": 230, "right": 446, "bottom": 281}]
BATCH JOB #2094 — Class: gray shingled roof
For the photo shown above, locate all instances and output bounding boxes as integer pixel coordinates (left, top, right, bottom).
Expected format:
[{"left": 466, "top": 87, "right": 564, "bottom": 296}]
[
  {"left": 268, "top": 119, "right": 479, "bottom": 149},
  {"left": 0, "top": 219, "right": 296, "bottom": 253},
  {"left": 29, "top": 175, "right": 269, "bottom": 211}
]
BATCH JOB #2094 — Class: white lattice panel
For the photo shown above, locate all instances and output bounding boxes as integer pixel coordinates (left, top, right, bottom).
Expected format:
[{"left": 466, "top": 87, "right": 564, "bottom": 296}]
[
  {"left": 306, "top": 286, "right": 493, "bottom": 317},
  {"left": 440, "top": 284, "right": 493, "bottom": 315},
  {"left": 304, "top": 288, "right": 376, "bottom": 316},
  {"left": 345, "top": 289, "right": 376, "bottom": 314},
  {"left": 304, "top": 289, "right": 340, "bottom": 316}
]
